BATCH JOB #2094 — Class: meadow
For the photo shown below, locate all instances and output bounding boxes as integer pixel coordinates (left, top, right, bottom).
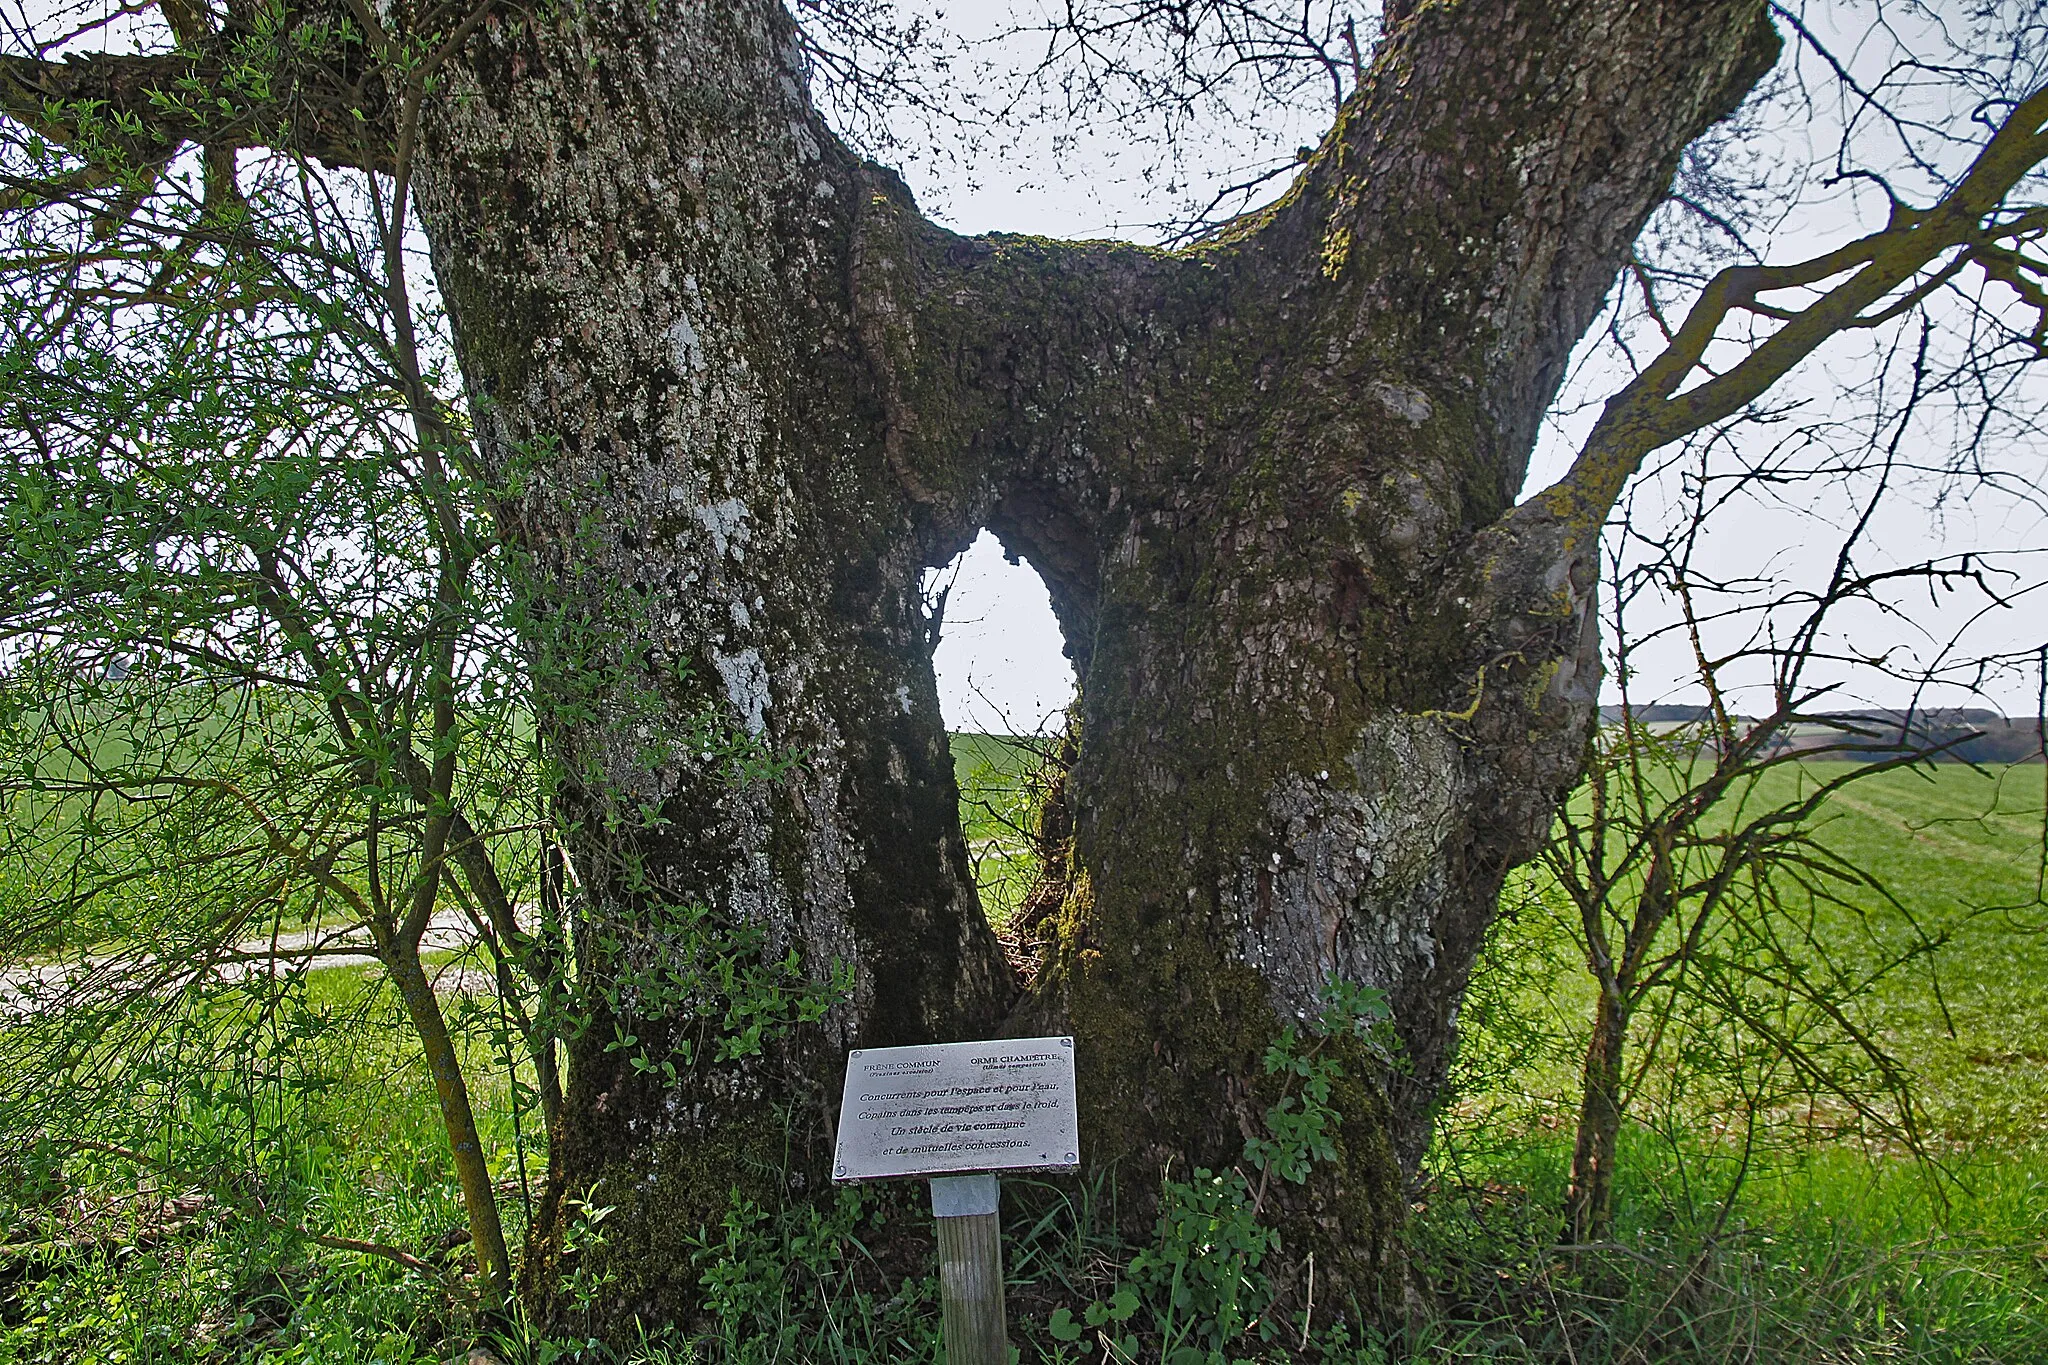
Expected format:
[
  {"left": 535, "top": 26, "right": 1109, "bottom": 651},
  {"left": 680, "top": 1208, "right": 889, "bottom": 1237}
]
[
  {"left": 0, "top": 745, "right": 2043, "bottom": 1362},
  {"left": 951, "top": 732, "right": 1060, "bottom": 932},
  {"left": 1424, "top": 756, "right": 2048, "bottom": 1359}
]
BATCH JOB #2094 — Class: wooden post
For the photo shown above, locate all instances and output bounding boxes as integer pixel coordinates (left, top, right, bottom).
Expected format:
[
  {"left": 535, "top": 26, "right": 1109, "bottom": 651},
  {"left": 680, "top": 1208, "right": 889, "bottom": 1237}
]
[
  {"left": 835, "top": 1040, "right": 1073, "bottom": 1362},
  {"left": 931, "top": 1174, "right": 1006, "bottom": 1364}
]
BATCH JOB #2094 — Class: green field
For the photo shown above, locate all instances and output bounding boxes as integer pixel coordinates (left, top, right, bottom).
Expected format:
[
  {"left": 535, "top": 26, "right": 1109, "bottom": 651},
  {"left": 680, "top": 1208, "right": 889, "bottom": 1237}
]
[
  {"left": 1427, "top": 758, "right": 2048, "bottom": 1359},
  {"left": 2, "top": 748, "right": 2044, "bottom": 1361},
  {"left": 1460, "top": 760, "right": 2048, "bottom": 1152},
  {"left": 0, "top": 686, "right": 544, "bottom": 957},
  {"left": 1, "top": 958, "right": 520, "bottom": 1364},
  {"left": 951, "top": 732, "right": 1060, "bottom": 930},
  {"left": 1776, "top": 763, "right": 2048, "bottom": 1148}
]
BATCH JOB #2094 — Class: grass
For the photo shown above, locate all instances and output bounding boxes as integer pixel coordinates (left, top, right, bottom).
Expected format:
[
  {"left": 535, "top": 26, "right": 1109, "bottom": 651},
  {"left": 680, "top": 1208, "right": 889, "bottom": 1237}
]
[
  {"left": 951, "top": 732, "right": 1059, "bottom": 930},
  {"left": 0, "top": 961, "right": 531, "bottom": 1364},
  {"left": 0, "top": 686, "right": 543, "bottom": 956},
  {"left": 2, "top": 749, "right": 2044, "bottom": 1361},
  {"left": 1428, "top": 755, "right": 2048, "bottom": 1360},
  {"left": 1783, "top": 762, "right": 2048, "bottom": 1149},
  {"left": 1461, "top": 759, "right": 2048, "bottom": 1148},
  {"left": 1406, "top": 1137, "right": 2048, "bottom": 1362}
]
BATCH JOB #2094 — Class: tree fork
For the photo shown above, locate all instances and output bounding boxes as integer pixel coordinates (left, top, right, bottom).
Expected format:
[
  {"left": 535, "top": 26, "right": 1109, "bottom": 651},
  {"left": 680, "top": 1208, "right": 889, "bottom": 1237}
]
[
  {"left": 400, "top": 0, "right": 1790, "bottom": 1324},
  {"left": 29, "top": 0, "right": 2048, "bottom": 1336}
]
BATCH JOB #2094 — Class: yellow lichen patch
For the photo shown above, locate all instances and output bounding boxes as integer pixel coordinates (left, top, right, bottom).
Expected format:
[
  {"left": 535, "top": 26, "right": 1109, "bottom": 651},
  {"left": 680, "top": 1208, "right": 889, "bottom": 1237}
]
[
  {"left": 1321, "top": 223, "right": 1353, "bottom": 281},
  {"left": 1523, "top": 656, "right": 1563, "bottom": 709}
]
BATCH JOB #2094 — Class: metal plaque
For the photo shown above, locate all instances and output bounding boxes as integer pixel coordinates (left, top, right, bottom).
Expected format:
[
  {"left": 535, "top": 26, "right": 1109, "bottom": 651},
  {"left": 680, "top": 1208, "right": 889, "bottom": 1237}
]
[{"left": 833, "top": 1036, "right": 1080, "bottom": 1181}]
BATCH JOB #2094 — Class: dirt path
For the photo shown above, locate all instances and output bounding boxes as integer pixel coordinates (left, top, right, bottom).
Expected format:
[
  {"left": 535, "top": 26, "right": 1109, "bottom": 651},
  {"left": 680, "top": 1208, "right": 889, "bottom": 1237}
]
[{"left": 0, "top": 910, "right": 483, "bottom": 1016}]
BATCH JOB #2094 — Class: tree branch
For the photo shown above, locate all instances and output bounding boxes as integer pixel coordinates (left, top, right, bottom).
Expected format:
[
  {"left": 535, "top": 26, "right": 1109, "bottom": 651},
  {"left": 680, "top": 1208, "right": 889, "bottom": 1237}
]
[
  {"left": 1536, "top": 82, "right": 2048, "bottom": 534},
  {"left": 0, "top": 42, "right": 394, "bottom": 174}
]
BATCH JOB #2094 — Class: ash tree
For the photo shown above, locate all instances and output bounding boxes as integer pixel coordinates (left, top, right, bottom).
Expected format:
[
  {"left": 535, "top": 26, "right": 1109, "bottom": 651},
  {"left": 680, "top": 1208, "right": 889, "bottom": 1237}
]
[{"left": 3, "top": 0, "right": 2045, "bottom": 1331}]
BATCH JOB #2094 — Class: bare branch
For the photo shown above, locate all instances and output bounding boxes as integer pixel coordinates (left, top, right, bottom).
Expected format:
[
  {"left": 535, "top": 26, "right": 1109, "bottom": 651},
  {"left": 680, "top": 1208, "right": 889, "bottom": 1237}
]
[{"left": 1538, "top": 83, "right": 2048, "bottom": 533}]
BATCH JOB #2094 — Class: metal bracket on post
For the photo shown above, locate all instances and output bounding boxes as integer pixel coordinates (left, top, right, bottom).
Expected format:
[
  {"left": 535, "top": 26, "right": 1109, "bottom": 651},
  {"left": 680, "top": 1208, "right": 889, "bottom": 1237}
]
[{"left": 930, "top": 1174, "right": 1005, "bottom": 1364}]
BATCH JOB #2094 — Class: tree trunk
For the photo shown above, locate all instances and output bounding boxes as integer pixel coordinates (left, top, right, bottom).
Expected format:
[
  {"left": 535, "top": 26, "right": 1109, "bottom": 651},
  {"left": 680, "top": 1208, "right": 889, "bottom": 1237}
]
[
  {"left": 386, "top": 944, "right": 513, "bottom": 1306},
  {"left": 869, "top": 0, "right": 1781, "bottom": 1298},
  {"left": 1566, "top": 991, "right": 1630, "bottom": 1244},
  {"left": 393, "top": 0, "right": 1780, "bottom": 1330},
  {"left": 409, "top": 0, "right": 1015, "bottom": 1323}
]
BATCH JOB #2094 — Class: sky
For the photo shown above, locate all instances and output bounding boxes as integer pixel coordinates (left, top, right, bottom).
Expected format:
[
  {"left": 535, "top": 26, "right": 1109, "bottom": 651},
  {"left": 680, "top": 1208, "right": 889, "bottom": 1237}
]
[
  {"left": 924, "top": 532, "right": 1074, "bottom": 736},
  {"left": 868, "top": 0, "right": 2048, "bottom": 731}
]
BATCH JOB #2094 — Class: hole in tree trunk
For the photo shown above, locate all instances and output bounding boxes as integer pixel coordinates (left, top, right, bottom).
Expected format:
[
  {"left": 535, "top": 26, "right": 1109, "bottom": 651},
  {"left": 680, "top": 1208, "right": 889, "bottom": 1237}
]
[{"left": 926, "top": 530, "right": 1075, "bottom": 933}]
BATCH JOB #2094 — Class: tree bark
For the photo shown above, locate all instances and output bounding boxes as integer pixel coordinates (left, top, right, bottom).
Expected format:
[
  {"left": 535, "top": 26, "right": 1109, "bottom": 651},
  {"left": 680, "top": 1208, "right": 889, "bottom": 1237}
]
[
  {"left": 1566, "top": 990, "right": 1630, "bottom": 1245},
  {"left": 390, "top": 0, "right": 1782, "bottom": 1326},
  {"left": 406, "top": 0, "right": 1017, "bottom": 1323}
]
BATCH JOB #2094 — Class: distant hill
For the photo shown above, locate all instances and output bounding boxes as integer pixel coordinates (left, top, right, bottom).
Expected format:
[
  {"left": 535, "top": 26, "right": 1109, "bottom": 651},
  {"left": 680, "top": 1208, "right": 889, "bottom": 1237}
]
[{"left": 1597, "top": 706, "right": 2045, "bottom": 763}]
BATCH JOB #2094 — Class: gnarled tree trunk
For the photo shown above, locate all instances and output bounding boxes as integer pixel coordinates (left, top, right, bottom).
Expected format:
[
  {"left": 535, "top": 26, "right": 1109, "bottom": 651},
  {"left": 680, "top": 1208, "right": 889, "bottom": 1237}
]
[
  {"left": 403, "top": 0, "right": 1780, "bottom": 1326},
  {"left": 863, "top": 0, "right": 1783, "bottom": 1303},
  {"left": 0, "top": 0, "right": 1784, "bottom": 1332}
]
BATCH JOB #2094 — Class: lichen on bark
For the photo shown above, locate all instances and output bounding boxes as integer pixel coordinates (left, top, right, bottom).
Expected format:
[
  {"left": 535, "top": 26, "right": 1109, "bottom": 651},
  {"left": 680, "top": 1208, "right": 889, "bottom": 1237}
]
[{"left": 386, "top": 0, "right": 1782, "bottom": 1331}]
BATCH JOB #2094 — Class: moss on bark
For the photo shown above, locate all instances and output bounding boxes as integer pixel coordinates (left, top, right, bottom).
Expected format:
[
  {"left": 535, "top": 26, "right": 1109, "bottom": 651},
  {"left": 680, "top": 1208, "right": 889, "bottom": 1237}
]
[{"left": 393, "top": 0, "right": 1783, "bottom": 1336}]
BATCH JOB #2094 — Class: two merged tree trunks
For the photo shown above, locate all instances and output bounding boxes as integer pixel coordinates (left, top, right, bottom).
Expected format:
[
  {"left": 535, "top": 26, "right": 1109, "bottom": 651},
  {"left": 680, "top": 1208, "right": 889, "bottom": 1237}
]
[{"left": 402, "top": 0, "right": 1779, "bottom": 1328}]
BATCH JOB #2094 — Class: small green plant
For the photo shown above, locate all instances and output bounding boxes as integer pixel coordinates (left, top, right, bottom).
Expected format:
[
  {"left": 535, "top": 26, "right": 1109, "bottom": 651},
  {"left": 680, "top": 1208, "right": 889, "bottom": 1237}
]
[
  {"left": 564, "top": 898, "right": 850, "bottom": 1086},
  {"left": 1245, "top": 980, "right": 1391, "bottom": 1188},
  {"left": 682, "top": 1184, "right": 941, "bottom": 1365},
  {"left": 1049, "top": 982, "right": 1392, "bottom": 1363}
]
